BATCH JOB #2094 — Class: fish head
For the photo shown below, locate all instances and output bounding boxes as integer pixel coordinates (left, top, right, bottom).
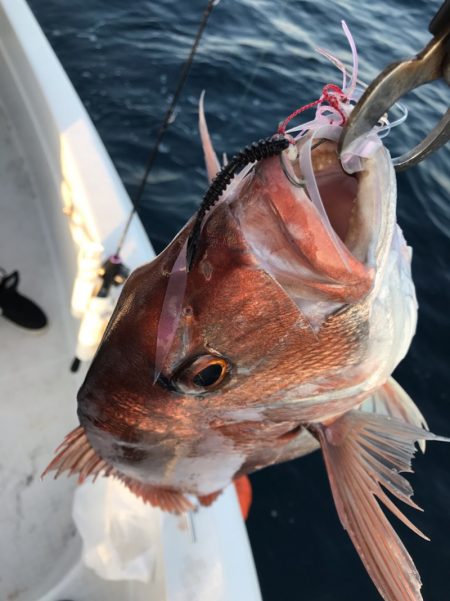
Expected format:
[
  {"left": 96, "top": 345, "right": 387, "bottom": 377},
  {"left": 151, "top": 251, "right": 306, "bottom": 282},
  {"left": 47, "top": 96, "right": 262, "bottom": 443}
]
[
  {"left": 75, "top": 207, "right": 305, "bottom": 492},
  {"left": 62, "top": 134, "right": 415, "bottom": 498}
]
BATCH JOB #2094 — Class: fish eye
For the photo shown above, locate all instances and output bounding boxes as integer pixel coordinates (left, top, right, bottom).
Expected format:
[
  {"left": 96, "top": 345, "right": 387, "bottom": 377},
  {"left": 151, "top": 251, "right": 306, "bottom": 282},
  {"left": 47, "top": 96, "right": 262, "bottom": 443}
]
[{"left": 172, "top": 354, "right": 230, "bottom": 394}]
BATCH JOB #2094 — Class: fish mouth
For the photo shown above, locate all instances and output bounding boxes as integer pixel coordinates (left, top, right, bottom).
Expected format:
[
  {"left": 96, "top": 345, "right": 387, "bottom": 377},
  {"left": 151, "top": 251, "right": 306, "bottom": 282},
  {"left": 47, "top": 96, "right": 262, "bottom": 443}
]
[
  {"left": 287, "top": 138, "right": 374, "bottom": 266},
  {"left": 280, "top": 139, "right": 360, "bottom": 247},
  {"left": 234, "top": 138, "right": 377, "bottom": 315},
  {"left": 310, "top": 142, "right": 359, "bottom": 249}
]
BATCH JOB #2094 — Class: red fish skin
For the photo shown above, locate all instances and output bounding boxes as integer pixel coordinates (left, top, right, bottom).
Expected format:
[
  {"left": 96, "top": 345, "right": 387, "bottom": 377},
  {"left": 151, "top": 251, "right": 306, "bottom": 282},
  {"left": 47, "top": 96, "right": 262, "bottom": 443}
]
[{"left": 75, "top": 149, "right": 377, "bottom": 497}]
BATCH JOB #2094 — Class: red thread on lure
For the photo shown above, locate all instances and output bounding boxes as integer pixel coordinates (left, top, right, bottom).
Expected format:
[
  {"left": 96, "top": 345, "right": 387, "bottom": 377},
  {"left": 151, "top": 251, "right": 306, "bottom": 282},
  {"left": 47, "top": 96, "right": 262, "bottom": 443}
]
[
  {"left": 322, "top": 83, "right": 347, "bottom": 122},
  {"left": 278, "top": 83, "right": 347, "bottom": 135}
]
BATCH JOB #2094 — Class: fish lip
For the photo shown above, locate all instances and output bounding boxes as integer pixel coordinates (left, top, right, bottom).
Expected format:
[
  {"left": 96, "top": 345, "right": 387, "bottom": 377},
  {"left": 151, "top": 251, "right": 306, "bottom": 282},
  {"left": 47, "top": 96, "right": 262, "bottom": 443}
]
[
  {"left": 76, "top": 406, "right": 117, "bottom": 446},
  {"left": 77, "top": 405, "right": 99, "bottom": 431}
]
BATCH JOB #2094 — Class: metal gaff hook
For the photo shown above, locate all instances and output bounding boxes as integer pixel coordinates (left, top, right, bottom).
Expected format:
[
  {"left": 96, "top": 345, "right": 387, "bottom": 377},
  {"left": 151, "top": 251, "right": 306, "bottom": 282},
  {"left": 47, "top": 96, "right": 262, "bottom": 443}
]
[{"left": 339, "top": 0, "right": 450, "bottom": 171}]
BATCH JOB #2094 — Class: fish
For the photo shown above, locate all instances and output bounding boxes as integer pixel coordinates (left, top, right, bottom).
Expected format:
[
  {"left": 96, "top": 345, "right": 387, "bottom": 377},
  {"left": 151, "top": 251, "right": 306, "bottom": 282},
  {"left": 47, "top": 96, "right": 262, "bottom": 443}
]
[{"left": 44, "top": 37, "right": 448, "bottom": 601}]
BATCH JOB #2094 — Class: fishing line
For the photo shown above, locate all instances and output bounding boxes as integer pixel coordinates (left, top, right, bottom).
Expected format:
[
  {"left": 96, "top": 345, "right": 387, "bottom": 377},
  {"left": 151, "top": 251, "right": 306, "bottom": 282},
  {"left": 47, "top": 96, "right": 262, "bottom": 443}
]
[
  {"left": 70, "top": 0, "right": 219, "bottom": 374},
  {"left": 221, "top": 0, "right": 289, "bottom": 141},
  {"left": 114, "top": 0, "right": 219, "bottom": 257}
]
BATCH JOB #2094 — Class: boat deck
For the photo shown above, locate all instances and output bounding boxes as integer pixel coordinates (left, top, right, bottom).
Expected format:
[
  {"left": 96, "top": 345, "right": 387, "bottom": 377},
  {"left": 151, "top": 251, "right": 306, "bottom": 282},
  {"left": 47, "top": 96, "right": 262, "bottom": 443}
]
[
  {"left": 0, "top": 101, "right": 167, "bottom": 601},
  {"left": 0, "top": 96, "right": 79, "bottom": 597}
]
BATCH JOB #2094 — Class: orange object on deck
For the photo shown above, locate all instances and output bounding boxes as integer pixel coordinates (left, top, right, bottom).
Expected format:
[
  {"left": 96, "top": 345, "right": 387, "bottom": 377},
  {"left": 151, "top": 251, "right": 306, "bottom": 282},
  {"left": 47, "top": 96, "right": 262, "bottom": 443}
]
[{"left": 234, "top": 475, "right": 252, "bottom": 520}]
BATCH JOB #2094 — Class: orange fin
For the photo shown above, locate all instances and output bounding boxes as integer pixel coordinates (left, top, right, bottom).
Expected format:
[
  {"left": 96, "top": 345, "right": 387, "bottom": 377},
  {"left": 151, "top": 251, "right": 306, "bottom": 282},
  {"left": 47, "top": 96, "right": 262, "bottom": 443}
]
[
  {"left": 118, "top": 475, "right": 195, "bottom": 514},
  {"left": 234, "top": 475, "right": 253, "bottom": 520},
  {"left": 198, "top": 476, "right": 253, "bottom": 520},
  {"left": 198, "top": 490, "right": 223, "bottom": 507},
  {"left": 313, "top": 411, "right": 449, "bottom": 601}
]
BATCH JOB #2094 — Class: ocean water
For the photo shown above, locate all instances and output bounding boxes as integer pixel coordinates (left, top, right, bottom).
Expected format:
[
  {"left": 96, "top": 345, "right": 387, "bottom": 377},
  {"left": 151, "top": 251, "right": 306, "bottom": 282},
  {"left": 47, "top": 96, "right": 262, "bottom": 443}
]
[{"left": 28, "top": 1, "right": 449, "bottom": 599}]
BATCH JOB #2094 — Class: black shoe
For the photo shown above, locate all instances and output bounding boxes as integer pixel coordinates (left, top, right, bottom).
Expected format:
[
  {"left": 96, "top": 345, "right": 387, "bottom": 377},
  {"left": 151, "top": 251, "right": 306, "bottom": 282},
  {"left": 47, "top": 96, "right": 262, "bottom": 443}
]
[{"left": 0, "top": 270, "right": 48, "bottom": 330}]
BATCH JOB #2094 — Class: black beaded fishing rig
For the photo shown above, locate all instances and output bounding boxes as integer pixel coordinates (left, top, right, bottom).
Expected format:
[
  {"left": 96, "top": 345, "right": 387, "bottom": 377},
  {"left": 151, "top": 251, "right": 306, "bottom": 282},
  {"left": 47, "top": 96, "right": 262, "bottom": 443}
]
[{"left": 186, "top": 133, "right": 290, "bottom": 269}]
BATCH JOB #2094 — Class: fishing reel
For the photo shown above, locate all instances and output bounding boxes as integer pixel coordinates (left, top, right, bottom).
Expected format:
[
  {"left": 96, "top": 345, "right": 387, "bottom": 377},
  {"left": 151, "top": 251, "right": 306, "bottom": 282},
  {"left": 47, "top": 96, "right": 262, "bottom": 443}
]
[{"left": 70, "top": 255, "right": 129, "bottom": 373}]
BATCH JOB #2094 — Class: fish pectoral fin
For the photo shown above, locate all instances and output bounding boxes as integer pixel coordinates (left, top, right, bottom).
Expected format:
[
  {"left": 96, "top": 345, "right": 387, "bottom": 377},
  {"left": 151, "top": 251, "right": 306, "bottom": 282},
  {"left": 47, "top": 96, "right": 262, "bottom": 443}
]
[
  {"left": 234, "top": 475, "right": 253, "bottom": 520},
  {"left": 197, "top": 476, "right": 253, "bottom": 521},
  {"left": 198, "top": 489, "right": 223, "bottom": 507},
  {"left": 313, "top": 411, "right": 448, "bottom": 601},
  {"left": 118, "top": 475, "right": 195, "bottom": 514},
  {"left": 360, "top": 377, "right": 428, "bottom": 451}
]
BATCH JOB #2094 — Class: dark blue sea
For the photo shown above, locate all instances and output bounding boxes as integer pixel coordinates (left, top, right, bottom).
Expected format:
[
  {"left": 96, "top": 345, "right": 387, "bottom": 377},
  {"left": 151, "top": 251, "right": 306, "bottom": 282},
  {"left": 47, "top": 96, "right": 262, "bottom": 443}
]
[{"left": 28, "top": 1, "right": 449, "bottom": 599}]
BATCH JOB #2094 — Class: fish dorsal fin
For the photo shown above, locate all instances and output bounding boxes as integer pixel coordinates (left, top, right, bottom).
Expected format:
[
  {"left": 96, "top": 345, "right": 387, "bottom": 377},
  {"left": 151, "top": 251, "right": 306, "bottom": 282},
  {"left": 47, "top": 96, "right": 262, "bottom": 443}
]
[
  {"left": 199, "top": 91, "right": 220, "bottom": 183},
  {"left": 314, "top": 410, "right": 448, "bottom": 601}
]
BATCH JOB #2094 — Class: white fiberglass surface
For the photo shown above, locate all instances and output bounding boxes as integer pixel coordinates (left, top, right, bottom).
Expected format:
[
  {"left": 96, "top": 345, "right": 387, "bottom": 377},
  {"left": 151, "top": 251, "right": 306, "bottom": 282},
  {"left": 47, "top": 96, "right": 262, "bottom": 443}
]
[
  {"left": 0, "top": 97, "right": 84, "bottom": 600},
  {"left": 0, "top": 101, "right": 167, "bottom": 601}
]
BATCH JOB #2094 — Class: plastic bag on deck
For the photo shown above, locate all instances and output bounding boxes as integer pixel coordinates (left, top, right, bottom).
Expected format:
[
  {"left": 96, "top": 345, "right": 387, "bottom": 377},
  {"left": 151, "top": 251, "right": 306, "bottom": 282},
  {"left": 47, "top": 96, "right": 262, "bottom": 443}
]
[{"left": 72, "top": 477, "right": 158, "bottom": 583}]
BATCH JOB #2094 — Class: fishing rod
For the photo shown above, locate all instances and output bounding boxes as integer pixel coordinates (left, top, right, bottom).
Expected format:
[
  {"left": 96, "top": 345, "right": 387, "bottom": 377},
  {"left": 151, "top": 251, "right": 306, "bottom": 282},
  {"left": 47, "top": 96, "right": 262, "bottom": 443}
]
[
  {"left": 70, "top": 0, "right": 219, "bottom": 373},
  {"left": 115, "top": 0, "right": 219, "bottom": 257}
]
